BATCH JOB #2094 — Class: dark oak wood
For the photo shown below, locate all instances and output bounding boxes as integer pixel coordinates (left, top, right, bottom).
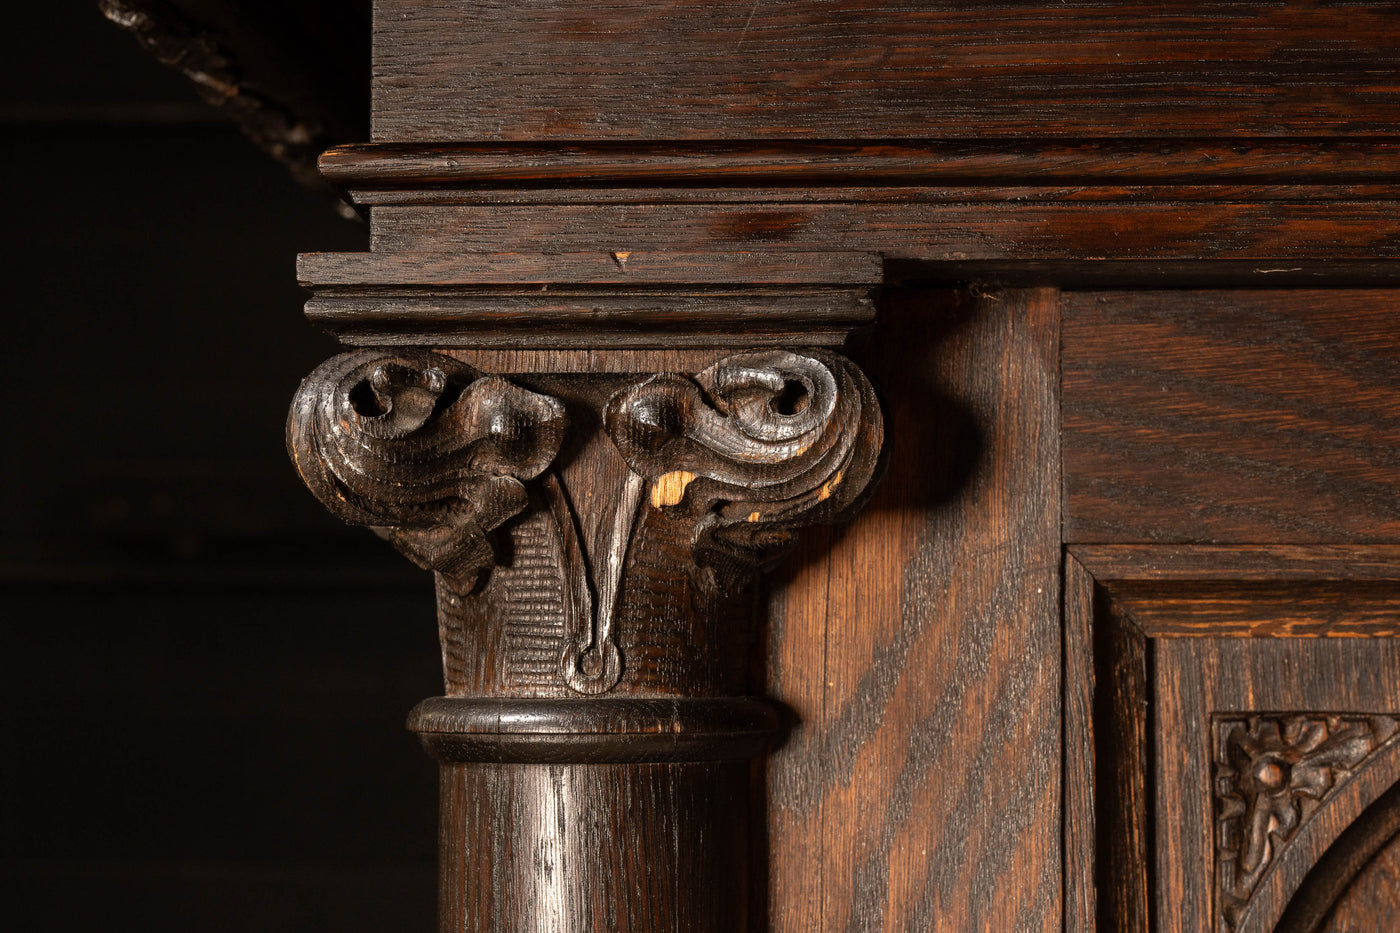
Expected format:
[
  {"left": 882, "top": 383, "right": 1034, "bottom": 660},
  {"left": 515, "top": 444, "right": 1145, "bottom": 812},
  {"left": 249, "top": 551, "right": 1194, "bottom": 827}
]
[
  {"left": 299, "top": 250, "right": 883, "bottom": 285},
  {"left": 319, "top": 141, "right": 1400, "bottom": 192},
  {"left": 1067, "top": 546, "right": 1400, "bottom": 933},
  {"left": 365, "top": 201, "right": 1400, "bottom": 264},
  {"left": 1317, "top": 838, "right": 1400, "bottom": 932},
  {"left": 1281, "top": 781, "right": 1400, "bottom": 933},
  {"left": 296, "top": 251, "right": 879, "bottom": 348},
  {"left": 1071, "top": 545, "right": 1400, "bottom": 639},
  {"left": 766, "top": 287, "right": 1061, "bottom": 931},
  {"left": 1158, "top": 642, "right": 1400, "bottom": 933},
  {"left": 1063, "top": 291, "right": 1400, "bottom": 544},
  {"left": 95, "top": 1, "right": 1400, "bottom": 929},
  {"left": 1063, "top": 554, "right": 1099, "bottom": 933},
  {"left": 438, "top": 760, "right": 757, "bottom": 932},
  {"left": 287, "top": 302, "right": 884, "bottom": 929},
  {"left": 372, "top": 1, "right": 1400, "bottom": 141}
]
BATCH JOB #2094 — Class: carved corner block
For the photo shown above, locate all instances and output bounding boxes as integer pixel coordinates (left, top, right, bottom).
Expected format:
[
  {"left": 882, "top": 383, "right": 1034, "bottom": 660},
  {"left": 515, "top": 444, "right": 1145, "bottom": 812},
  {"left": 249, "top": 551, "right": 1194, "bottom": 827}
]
[
  {"left": 1213, "top": 713, "right": 1400, "bottom": 931},
  {"left": 285, "top": 250, "right": 884, "bottom": 931}
]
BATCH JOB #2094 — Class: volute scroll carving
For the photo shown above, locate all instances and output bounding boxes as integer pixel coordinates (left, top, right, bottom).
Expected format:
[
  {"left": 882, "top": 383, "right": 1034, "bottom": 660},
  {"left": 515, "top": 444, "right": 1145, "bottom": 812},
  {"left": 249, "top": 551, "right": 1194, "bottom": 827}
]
[
  {"left": 606, "top": 349, "right": 884, "bottom": 586},
  {"left": 287, "top": 349, "right": 568, "bottom": 590},
  {"left": 285, "top": 272, "right": 885, "bottom": 930},
  {"left": 289, "top": 347, "right": 885, "bottom": 698}
]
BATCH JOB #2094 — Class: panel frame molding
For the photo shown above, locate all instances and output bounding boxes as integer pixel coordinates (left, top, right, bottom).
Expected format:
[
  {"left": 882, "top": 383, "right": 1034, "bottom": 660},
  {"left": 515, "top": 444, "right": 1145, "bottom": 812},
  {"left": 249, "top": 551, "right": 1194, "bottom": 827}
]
[{"left": 1064, "top": 545, "right": 1400, "bottom": 933}]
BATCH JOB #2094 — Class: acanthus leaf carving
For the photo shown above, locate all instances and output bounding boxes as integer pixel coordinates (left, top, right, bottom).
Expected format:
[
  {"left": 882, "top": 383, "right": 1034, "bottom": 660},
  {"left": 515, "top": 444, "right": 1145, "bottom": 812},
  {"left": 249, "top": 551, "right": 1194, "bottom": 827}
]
[
  {"left": 287, "top": 349, "right": 568, "bottom": 589},
  {"left": 604, "top": 349, "right": 883, "bottom": 587},
  {"left": 1213, "top": 712, "right": 1400, "bottom": 930}
]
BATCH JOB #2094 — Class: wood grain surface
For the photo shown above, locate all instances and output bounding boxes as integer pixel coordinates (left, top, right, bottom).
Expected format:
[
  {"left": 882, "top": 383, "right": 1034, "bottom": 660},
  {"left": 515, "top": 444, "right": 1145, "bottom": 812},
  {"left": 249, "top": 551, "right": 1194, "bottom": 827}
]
[
  {"left": 1063, "top": 555, "right": 1099, "bottom": 933},
  {"left": 1070, "top": 546, "right": 1400, "bottom": 638},
  {"left": 365, "top": 201, "right": 1400, "bottom": 263},
  {"left": 298, "top": 250, "right": 883, "bottom": 285},
  {"left": 1063, "top": 290, "right": 1400, "bottom": 544},
  {"left": 319, "top": 141, "right": 1400, "bottom": 192},
  {"left": 1280, "top": 781, "right": 1400, "bottom": 933},
  {"left": 372, "top": 1, "right": 1400, "bottom": 141},
  {"left": 1316, "top": 836, "right": 1400, "bottom": 933},
  {"left": 1155, "top": 638, "right": 1400, "bottom": 933},
  {"left": 766, "top": 287, "right": 1061, "bottom": 932},
  {"left": 296, "top": 250, "right": 879, "bottom": 349},
  {"left": 439, "top": 760, "right": 758, "bottom": 932}
]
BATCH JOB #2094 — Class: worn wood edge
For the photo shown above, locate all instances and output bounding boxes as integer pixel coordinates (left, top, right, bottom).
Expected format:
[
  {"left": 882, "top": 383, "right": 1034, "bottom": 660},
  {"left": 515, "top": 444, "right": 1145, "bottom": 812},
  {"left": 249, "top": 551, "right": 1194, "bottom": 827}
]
[
  {"left": 298, "top": 250, "right": 884, "bottom": 285},
  {"left": 318, "top": 140, "right": 1400, "bottom": 191},
  {"left": 1064, "top": 552, "right": 1098, "bottom": 933},
  {"left": 408, "top": 696, "right": 781, "bottom": 763},
  {"left": 1068, "top": 546, "right": 1400, "bottom": 583}
]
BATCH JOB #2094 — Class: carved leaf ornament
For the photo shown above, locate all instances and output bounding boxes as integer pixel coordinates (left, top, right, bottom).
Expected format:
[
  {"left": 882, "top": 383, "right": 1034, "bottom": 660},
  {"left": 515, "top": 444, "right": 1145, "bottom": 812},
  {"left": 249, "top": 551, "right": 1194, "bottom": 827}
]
[{"left": 1214, "top": 713, "right": 1400, "bottom": 930}]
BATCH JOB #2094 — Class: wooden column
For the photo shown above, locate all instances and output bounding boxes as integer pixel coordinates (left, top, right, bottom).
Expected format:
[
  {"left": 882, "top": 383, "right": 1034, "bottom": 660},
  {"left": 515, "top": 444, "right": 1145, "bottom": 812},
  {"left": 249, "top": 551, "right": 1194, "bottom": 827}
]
[{"left": 286, "top": 237, "right": 884, "bottom": 929}]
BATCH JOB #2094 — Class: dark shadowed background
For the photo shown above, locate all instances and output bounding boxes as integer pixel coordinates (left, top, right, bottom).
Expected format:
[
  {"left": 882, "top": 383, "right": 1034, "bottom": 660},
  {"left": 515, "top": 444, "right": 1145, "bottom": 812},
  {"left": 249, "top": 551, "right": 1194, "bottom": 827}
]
[{"left": 2, "top": 4, "right": 438, "bottom": 929}]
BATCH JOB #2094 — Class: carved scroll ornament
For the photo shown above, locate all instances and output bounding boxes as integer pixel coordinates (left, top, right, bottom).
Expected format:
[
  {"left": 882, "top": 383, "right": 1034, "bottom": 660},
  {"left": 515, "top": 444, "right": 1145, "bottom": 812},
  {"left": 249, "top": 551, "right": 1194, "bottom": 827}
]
[
  {"left": 287, "top": 350, "right": 567, "bottom": 588},
  {"left": 287, "top": 342, "right": 884, "bottom": 931},
  {"left": 606, "top": 349, "right": 883, "bottom": 585},
  {"left": 289, "top": 347, "right": 883, "bottom": 696}
]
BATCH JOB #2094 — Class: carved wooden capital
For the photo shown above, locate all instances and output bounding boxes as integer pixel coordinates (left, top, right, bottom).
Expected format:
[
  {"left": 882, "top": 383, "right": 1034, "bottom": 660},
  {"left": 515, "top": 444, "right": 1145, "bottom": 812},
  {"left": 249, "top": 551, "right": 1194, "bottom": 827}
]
[
  {"left": 285, "top": 248, "right": 885, "bottom": 931},
  {"left": 289, "top": 346, "right": 883, "bottom": 697}
]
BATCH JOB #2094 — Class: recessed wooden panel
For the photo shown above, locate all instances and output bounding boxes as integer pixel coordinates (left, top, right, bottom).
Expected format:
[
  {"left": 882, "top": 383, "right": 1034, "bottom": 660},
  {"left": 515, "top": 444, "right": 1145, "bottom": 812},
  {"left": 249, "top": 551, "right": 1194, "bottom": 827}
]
[
  {"left": 1063, "top": 291, "right": 1400, "bottom": 544},
  {"left": 372, "top": 1, "right": 1400, "bottom": 141},
  {"left": 1155, "top": 639, "right": 1400, "bottom": 933},
  {"left": 1066, "top": 547, "right": 1400, "bottom": 933}
]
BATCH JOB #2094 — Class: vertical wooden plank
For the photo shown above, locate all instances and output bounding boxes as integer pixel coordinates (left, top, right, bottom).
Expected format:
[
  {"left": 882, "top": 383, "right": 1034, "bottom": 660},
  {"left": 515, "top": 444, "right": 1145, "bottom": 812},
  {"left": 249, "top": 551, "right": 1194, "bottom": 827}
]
[
  {"left": 1095, "top": 602, "right": 1152, "bottom": 933},
  {"left": 1063, "top": 554, "right": 1097, "bottom": 933},
  {"left": 768, "top": 287, "right": 1061, "bottom": 932},
  {"left": 1154, "top": 638, "right": 1216, "bottom": 933}
]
